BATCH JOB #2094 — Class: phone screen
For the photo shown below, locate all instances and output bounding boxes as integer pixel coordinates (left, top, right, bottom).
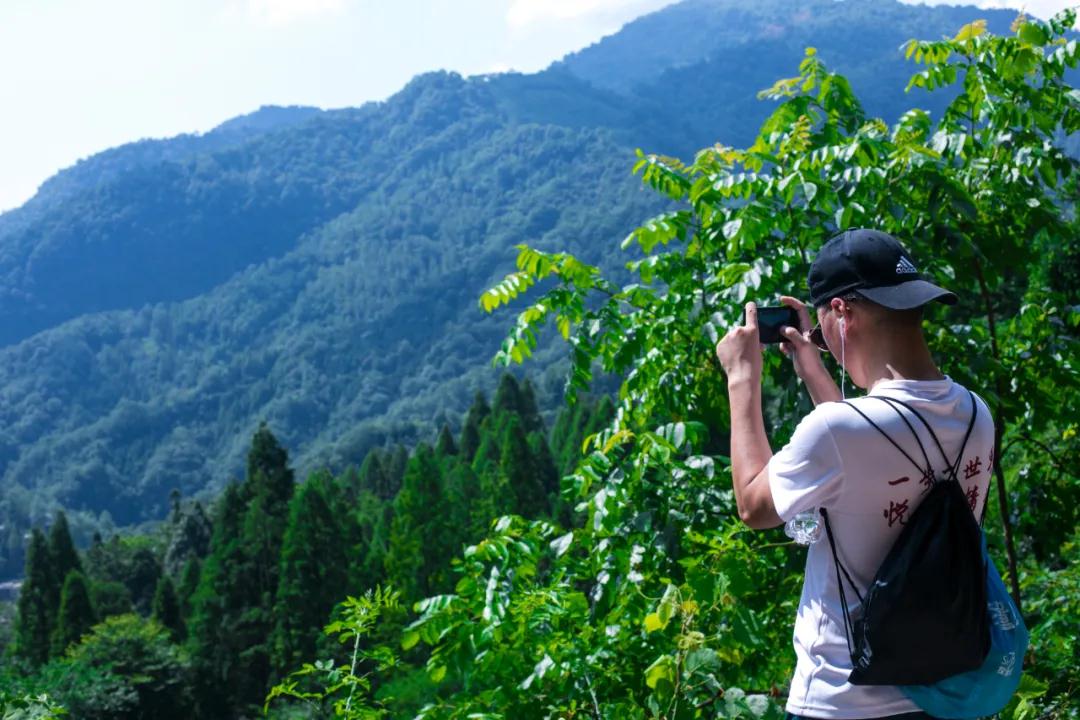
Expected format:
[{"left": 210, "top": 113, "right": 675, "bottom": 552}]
[{"left": 749, "top": 306, "right": 800, "bottom": 344}]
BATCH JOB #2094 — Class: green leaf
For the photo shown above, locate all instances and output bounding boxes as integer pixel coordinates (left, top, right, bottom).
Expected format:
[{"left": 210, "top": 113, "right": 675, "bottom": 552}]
[
  {"left": 1017, "top": 22, "right": 1050, "bottom": 46},
  {"left": 644, "top": 654, "right": 677, "bottom": 690},
  {"left": 953, "top": 19, "right": 986, "bottom": 42},
  {"left": 401, "top": 630, "right": 420, "bottom": 650}
]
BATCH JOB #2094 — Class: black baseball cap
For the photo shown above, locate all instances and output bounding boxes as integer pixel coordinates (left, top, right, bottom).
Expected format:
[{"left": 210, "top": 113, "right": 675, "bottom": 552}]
[{"left": 807, "top": 229, "right": 957, "bottom": 310}]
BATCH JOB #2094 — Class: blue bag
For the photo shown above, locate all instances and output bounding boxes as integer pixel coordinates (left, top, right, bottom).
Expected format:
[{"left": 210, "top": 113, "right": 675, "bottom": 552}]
[{"left": 900, "top": 534, "right": 1029, "bottom": 719}]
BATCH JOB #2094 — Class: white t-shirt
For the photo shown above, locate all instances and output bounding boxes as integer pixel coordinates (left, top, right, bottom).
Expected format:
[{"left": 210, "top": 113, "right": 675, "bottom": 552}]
[{"left": 768, "top": 378, "right": 995, "bottom": 720}]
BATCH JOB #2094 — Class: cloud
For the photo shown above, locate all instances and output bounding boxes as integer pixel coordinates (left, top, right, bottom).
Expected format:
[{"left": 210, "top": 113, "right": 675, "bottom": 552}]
[
  {"left": 244, "top": 0, "right": 345, "bottom": 25},
  {"left": 507, "top": 0, "right": 670, "bottom": 29},
  {"left": 898, "top": 0, "right": 1077, "bottom": 23}
]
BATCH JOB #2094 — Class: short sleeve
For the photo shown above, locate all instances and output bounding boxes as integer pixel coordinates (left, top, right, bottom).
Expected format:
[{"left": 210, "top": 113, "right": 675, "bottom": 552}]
[{"left": 767, "top": 406, "right": 845, "bottom": 521}]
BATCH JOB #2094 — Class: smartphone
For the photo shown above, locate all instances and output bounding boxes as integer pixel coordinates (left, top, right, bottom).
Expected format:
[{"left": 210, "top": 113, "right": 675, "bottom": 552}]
[{"left": 746, "top": 306, "right": 800, "bottom": 344}]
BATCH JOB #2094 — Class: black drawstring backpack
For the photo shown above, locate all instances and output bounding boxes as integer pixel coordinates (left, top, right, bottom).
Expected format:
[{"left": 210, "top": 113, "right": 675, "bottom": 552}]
[{"left": 820, "top": 390, "right": 991, "bottom": 686}]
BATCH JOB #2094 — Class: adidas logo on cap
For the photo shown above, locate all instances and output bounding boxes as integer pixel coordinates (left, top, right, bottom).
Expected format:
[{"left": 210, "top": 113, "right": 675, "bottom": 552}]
[{"left": 896, "top": 256, "right": 918, "bottom": 274}]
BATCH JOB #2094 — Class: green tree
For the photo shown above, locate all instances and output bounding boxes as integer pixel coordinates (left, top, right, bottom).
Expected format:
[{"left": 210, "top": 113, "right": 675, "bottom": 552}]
[
  {"left": 500, "top": 417, "right": 549, "bottom": 517},
  {"left": 151, "top": 576, "right": 185, "bottom": 642},
  {"left": 384, "top": 444, "right": 451, "bottom": 600},
  {"left": 187, "top": 482, "right": 247, "bottom": 717},
  {"left": 459, "top": 391, "right": 491, "bottom": 461},
  {"left": 51, "top": 571, "right": 96, "bottom": 657},
  {"left": 47, "top": 512, "right": 81, "bottom": 598},
  {"left": 357, "top": 449, "right": 394, "bottom": 501},
  {"left": 61, "top": 614, "right": 193, "bottom": 720},
  {"left": 271, "top": 472, "right": 348, "bottom": 678},
  {"left": 435, "top": 423, "right": 457, "bottom": 457},
  {"left": 15, "top": 529, "right": 56, "bottom": 666},
  {"left": 176, "top": 557, "right": 201, "bottom": 621}
]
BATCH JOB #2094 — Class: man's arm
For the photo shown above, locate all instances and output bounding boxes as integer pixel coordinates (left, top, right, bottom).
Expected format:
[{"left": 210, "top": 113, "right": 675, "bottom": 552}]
[
  {"left": 778, "top": 296, "right": 841, "bottom": 406},
  {"left": 716, "top": 303, "right": 784, "bottom": 530},
  {"left": 726, "top": 375, "right": 784, "bottom": 529}
]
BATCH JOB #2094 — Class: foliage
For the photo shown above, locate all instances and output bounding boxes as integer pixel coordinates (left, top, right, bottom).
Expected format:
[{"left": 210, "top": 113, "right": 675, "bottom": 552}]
[
  {"left": 467, "top": 12, "right": 1080, "bottom": 718},
  {"left": 0, "top": 691, "right": 66, "bottom": 720},
  {"left": 0, "top": 0, "right": 1048, "bottom": 584},
  {"left": 50, "top": 572, "right": 95, "bottom": 657},
  {"left": 265, "top": 586, "right": 403, "bottom": 719},
  {"left": 58, "top": 614, "right": 193, "bottom": 720}
]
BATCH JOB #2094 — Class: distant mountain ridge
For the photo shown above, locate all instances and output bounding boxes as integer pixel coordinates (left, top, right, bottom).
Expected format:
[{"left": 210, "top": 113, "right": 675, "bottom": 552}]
[{"left": 0, "top": 0, "right": 1066, "bottom": 577}]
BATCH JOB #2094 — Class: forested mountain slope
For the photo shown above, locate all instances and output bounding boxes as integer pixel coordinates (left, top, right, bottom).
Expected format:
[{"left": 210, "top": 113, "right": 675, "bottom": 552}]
[{"left": 0, "top": 0, "right": 1051, "bottom": 578}]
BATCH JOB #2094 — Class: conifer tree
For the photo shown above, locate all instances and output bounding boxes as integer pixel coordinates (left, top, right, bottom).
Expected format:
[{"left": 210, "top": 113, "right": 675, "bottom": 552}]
[
  {"left": 385, "top": 444, "right": 450, "bottom": 599},
  {"left": 519, "top": 378, "right": 545, "bottom": 434},
  {"left": 51, "top": 570, "right": 96, "bottom": 656},
  {"left": 358, "top": 449, "right": 393, "bottom": 500},
  {"left": 435, "top": 423, "right": 457, "bottom": 457},
  {"left": 444, "top": 462, "right": 486, "bottom": 547},
  {"left": 177, "top": 557, "right": 201, "bottom": 620},
  {"left": 15, "top": 529, "right": 56, "bottom": 665},
  {"left": 459, "top": 391, "right": 490, "bottom": 462},
  {"left": 152, "top": 575, "right": 185, "bottom": 642},
  {"left": 351, "top": 490, "right": 391, "bottom": 595},
  {"left": 500, "top": 417, "right": 549, "bottom": 517},
  {"left": 271, "top": 473, "right": 348, "bottom": 677},
  {"left": 528, "top": 430, "right": 560, "bottom": 498},
  {"left": 47, "top": 511, "right": 81, "bottom": 599},
  {"left": 194, "top": 422, "right": 297, "bottom": 707},
  {"left": 492, "top": 374, "right": 523, "bottom": 418},
  {"left": 384, "top": 444, "right": 409, "bottom": 497},
  {"left": 187, "top": 482, "right": 247, "bottom": 716}
]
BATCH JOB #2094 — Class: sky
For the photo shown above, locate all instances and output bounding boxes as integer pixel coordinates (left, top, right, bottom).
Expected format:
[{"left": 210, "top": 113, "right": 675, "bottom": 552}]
[{"left": 0, "top": 0, "right": 1075, "bottom": 213}]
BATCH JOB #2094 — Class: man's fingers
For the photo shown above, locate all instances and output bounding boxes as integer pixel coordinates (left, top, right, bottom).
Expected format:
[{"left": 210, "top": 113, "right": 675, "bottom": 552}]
[
  {"left": 780, "top": 295, "right": 813, "bottom": 332},
  {"left": 743, "top": 301, "right": 758, "bottom": 329},
  {"left": 782, "top": 326, "right": 808, "bottom": 345}
]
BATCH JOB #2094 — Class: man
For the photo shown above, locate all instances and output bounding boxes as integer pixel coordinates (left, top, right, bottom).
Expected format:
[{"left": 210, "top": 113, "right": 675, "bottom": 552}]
[{"left": 714, "top": 229, "right": 995, "bottom": 719}]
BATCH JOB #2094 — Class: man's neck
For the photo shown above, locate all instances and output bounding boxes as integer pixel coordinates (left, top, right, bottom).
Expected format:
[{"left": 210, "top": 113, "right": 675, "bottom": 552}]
[{"left": 859, "top": 327, "right": 945, "bottom": 388}]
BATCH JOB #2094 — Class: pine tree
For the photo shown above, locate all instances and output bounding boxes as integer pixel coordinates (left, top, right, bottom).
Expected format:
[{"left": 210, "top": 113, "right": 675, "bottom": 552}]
[
  {"left": 435, "top": 423, "right": 457, "bottom": 457},
  {"left": 15, "top": 529, "right": 56, "bottom": 665},
  {"left": 528, "top": 430, "right": 560, "bottom": 497},
  {"left": 152, "top": 576, "right": 185, "bottom": 642},
  {"left": 384, "top": 445, "right": 409, "bottom": 497},
  {"left": 519, "top": 378, "right": 545, "bottom": 434},
  {"left": 358, "top": 449, "right": 393, "bottom": 500},
  {"left": 271, "top": 473, "right": 348, "bottom": 677},
  {"left": 385, "top": 444, "right": 450, "bottom": 600},
  {"left": 492, "top": 374, "right": 523, "bottom": 418},
  {"left": 51, "top": 570, "right": 96, "bottom": 656},
  {"left": 444, "top": 462, "right": 486, "bottom": 547},
  {"left": 191, "top": 424, "right": 296, "bottom": 710},
  {"left": 177, "top": 557, "right": 201, "bottom": 620},
  {"left": 351, "top": 490, "right": 391, "bottom": 595},
  {"left": 187, "top": 482, "right": 247, "bottom": 716},
  {"left": 459, "top": 391, "right": 490, "bottom": 462},
  {"left": 500, "top": 417, "right": 549, "bottom": 517},
  {"left": 48, "top": 511, "right": 82, "bottom": 600}
]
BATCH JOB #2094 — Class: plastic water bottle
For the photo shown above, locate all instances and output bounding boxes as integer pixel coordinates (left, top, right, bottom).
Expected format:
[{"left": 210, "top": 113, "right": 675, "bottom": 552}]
[{"left": 785, "top": 510, "right": 822, "bottom": 545}]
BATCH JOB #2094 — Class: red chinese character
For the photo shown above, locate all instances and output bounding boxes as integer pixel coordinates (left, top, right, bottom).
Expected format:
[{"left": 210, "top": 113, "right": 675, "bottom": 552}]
[
  {"left": 963, "top": 456, "right": 982, "bottom": 480},
  {"left": 919, "top": 468, "right": 935, "bottom": 492},
  {"left": 965, "top": 485, "right": 980, "bottom": 512},
  {"left": 883, "top": 499, "right": 910, "bottom": 527},
  {"left": 888, "top": 476, "right": 911, "bottom": 486}
]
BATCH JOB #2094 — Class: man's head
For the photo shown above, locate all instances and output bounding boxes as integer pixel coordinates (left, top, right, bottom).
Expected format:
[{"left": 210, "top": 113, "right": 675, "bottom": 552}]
[{"left": 807, "top": 229, "right": 955, "bottom": 387}]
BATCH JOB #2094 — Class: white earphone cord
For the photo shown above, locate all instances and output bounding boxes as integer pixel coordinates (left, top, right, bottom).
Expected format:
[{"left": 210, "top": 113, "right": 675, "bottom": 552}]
[{"left": 840, "top": 317, "right": 847, "bottom": 401}]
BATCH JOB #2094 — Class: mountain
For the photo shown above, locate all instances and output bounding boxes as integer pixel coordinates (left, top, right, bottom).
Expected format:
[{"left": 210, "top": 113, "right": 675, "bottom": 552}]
[{"left": 0, "top": 0, "right": 1060, "bottom": 577}]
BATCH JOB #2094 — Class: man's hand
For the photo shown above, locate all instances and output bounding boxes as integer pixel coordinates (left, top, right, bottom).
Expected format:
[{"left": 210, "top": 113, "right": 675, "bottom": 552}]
[
  {"left": 777, "top": 295, "right": 841, "bottom": 405},
  {"left": 777, "top": 296, "right": 824, "bottom": 378},
  {"left": 716, "top": 302, "right": 764, "bottom": 384}
]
